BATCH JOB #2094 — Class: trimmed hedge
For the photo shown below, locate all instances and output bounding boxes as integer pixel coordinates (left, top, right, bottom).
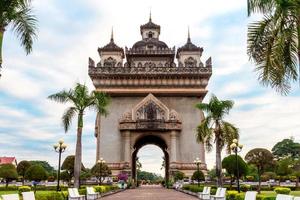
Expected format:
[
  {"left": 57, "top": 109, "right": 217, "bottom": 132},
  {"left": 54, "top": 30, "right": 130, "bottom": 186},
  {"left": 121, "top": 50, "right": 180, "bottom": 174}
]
[
  {"left": 0, "top": 186, "right": 18, "bottom": 191},
  {"left": 226, "top": 191, "right": 239, "bottom": 200},
  {"left": 182, "top": 185, "right": 204, "bottom": 193},
  {"left": 18, "top": 186, "right": 31, "bottom": 194},
  {"left": 35, "top": 191, "right": 65, "bottom": 200},
  {"left": 274, "top": 187, "right": 291, "bottom": 195}
]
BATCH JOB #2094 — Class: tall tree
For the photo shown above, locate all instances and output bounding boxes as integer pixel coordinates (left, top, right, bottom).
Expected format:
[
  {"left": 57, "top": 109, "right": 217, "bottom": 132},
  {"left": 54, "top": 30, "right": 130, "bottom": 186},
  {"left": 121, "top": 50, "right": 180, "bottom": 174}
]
[
  {"left": 17, "top": 160, "right": 31, "bottom": 185},
  {"left": 0, "top": 164, "right": 18, "bottom": 188},
  {"left": 0, "top": 0, "right": 38, "bottom": 76},
  {"left": 272, "top": 138, "right": 300, "bottom": 159},
  {"left": 61, "top": 155, "right": 85, "bottom": 184},
  {"left": 48, "top": 83, "right": 110, "bottom": 188},
  {"left": 222, "top": 155, "right": 248, "bottom": 188},
  {"left": 91, "top": 162, "right": 111, "bottom": 185},
  {"left": 247, "top": 0, "right": 300, "bottom": 94},
  {"left": 29, "top": 160, "right": 54, "bottom": 174},
  {"left": 245, "top": 148, "right": 274, "bottom": 193},
  {"left": 196, "top": 94, "right": 239, "bottom": 186}
]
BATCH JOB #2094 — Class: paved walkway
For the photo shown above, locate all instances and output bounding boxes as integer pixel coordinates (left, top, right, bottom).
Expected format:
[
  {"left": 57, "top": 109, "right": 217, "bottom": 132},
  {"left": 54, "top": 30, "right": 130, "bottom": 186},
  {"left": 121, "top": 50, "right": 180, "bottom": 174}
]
[{"left": 102, "top": 185, "right": 198, "bottom": 200}]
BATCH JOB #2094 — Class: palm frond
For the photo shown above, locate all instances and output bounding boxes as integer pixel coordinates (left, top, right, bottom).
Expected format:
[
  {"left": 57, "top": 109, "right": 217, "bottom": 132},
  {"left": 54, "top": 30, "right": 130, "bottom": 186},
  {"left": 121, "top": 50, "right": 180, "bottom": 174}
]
[
  {"left": 62, "top": 107, "right": 77, "bottom": 132},
  {"left": 196, "top": 117, "right": 213, "bottom": 151},
  {"left": 11, "top": 5, "right": 37, "bottom": 54},
  {"left": 247, "top": 0, "right": 276, "bottom": 16},
  {"left": 48, "top": 90, "right": 71, "bottom": 103},
  {"left": 89, "top": 91, "right": 110, "bottom": 116},
  {"left": 221, "top": 121, "right": 239, "bottom": 153}
]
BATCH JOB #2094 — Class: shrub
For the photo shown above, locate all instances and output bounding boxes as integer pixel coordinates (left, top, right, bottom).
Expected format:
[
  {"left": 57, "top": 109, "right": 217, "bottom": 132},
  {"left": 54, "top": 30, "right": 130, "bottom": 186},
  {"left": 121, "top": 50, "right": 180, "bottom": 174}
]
[
  {"left": 246, "top": 176, "right": 255, "bottom": 181},
  {"left": 235, "top": 193, "right": 245, "bottom": 200},
  {"left": 274, "top": 187, "right": 291, "bottom": 195},
  {"left": 240, "top": 184, "right": 251, "bottom": 192},
  {"left": 263, "top": 197, "right": 276, "bottom": 200},
  {"left": 35, "top": 191, "right": 65, "bottom": 200},
  {"left": 226, "top": 191, "right": 238, "bottom": 200},
  {"left": 18, "top": 186, "right": 31, "bottom": 194},
  {"left": 0, "top": 186, "right": 18, "bottom": 191}
]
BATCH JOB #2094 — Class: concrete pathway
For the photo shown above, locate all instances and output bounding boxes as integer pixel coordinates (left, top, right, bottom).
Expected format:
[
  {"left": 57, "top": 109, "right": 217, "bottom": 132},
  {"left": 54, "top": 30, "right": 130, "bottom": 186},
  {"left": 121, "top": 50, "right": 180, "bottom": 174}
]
[{"left": 102, "top": 185, "right": 198, "bottom": 200}]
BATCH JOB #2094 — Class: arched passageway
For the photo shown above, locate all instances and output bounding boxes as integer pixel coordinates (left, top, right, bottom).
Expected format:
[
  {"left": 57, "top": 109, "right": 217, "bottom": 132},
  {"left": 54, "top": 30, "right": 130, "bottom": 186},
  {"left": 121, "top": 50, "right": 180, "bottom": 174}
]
[{"left": 132, "top": 135, "right": 169, "bottom": 186}]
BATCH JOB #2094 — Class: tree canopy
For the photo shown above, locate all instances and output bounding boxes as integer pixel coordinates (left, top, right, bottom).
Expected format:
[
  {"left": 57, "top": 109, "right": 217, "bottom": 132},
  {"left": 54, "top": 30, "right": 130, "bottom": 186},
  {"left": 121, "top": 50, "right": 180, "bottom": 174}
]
[
  {"left": 61, "top": 155, "right": 85, "bottom": 178},
  {"left": 191, "top": 170, "right": 205, "bottom": 181},
  {"left": 272, "top": 138, "right": 300, "bottom": 159},
  {"left": 222, "top": 155, "right": 248, "bottom": 178},
  {"left": 29, "top": 161, "right": 54, "bottom": 173},
  {"left": 0, "top": 164, "right": 18, "bottom": 187},
  {"left": 173, "top": 171, "right": 185, "bottom": 181},
  {"left": 25, "top": 165, "right": 48, "bottom": 182}
]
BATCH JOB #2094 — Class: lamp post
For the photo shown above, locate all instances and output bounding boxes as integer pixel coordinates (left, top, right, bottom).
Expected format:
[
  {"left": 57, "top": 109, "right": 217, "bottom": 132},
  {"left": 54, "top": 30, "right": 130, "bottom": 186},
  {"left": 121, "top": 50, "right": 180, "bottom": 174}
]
[
  {"left": 193, "top": 157, "right": 202, "bottom": 187},
  {"left": 97, "top": 158, "right": 105, "bottom": 185},
  {"left": 53, "top": 139, "right": 67, "bottom": 191},
  {"left": 230, "top": 139, "right": 243, "bottom": 193}
]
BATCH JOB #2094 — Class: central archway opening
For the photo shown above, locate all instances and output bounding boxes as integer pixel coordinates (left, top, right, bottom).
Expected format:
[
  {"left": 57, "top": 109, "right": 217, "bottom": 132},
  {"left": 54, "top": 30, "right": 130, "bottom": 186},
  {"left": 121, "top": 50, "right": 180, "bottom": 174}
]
[{"left": 132, "top": 135, "right": 169, "bottom": 186}]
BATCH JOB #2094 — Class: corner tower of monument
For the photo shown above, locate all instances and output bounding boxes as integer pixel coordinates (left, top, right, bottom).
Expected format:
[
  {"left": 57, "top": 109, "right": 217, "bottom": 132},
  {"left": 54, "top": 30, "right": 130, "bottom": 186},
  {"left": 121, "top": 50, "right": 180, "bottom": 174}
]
[{"left": 89, "top": 16, "right": 212, "bottom": 180}]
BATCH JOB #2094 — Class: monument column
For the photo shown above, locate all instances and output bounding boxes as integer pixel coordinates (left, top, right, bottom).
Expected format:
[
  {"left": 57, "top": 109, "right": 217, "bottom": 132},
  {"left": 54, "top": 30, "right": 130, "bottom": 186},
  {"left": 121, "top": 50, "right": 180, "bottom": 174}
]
[
  {"left": 123, "top": 131, "right": 131, "bottom": 163},
  {"left": 170, "top": 130, "right": 177, "bottom": 162}
]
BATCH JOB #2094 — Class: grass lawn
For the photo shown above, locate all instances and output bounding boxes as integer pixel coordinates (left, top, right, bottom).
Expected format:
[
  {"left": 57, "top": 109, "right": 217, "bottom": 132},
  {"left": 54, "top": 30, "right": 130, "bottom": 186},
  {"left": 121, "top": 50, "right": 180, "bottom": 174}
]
[{"left": 260, "top": 191, "right": 300, "bottom": 197}]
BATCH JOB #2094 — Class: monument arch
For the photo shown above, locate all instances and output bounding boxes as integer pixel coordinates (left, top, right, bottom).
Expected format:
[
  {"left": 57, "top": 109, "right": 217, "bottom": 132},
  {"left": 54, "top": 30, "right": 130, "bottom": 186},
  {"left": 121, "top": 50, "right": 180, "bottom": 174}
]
[{"left": 89, "top": 15, "right": 212, "bottom": 180}]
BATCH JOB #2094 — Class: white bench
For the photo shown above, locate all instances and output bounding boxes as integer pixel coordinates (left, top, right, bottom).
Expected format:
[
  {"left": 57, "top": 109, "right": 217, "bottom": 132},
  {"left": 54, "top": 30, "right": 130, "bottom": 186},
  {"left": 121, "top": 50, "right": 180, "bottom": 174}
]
[
  {"left": 198, "top": 187, "right": 211, "bottom": 200},
  {"left": 86, "top": 187, "right": 101, "bottom": 200},
  {"left": 1, "top": 194, "right": 19, "bottom": 200},
  {"left": 244, "top": 191, "right": 257, "bottom": 200},
  {"left": 68, "top": 188, "right": 85, "bottom": 200},
  {"left": 22, "top": 192, "right": 35, "bottom": 200},
  {"left": 211, "top": 188, "right": 226, "bottom": 200}
]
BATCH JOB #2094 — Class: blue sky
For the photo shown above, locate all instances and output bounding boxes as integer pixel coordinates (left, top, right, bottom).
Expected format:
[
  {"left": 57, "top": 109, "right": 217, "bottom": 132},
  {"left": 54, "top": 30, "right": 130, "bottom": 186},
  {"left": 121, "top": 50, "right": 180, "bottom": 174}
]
[{"left": 0, "top": 0, "right": 300, "bottom": 175}]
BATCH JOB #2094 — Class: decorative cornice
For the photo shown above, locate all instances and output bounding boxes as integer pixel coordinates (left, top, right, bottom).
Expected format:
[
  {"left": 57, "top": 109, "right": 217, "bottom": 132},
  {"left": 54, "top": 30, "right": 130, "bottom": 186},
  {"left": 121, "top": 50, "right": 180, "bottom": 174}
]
[{"left": 170, "top": 162, "right": 207, "bottom": 170}]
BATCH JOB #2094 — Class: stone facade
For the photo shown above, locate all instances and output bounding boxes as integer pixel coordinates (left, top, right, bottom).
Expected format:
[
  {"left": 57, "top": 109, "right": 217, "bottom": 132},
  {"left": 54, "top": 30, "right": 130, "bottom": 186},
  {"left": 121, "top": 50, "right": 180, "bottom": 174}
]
[{"left": 89, "top": 16, "right": 212, "bottom": 179}]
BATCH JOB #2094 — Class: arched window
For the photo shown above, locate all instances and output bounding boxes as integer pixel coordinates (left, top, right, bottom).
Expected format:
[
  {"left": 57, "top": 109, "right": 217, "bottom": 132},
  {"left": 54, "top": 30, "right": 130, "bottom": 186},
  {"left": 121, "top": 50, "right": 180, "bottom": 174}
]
[
  {"left": 103, "top": 57, "right": 116, "bottom": 67},
  {"left": 148, "top": 31, "right": 153, "bottom": 38},
  {"left": 184, "top": 57, "right": 197, "bottom": 67}
]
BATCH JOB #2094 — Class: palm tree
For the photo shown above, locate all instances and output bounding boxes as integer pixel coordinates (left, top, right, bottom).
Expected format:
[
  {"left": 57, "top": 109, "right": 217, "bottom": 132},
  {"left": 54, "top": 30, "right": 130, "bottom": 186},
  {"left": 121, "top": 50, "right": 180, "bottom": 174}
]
[
  {"left": 0, "top": 0, "right": 38, "bottom": 76},
  {"left": 48, "top": 83, "right": 110, "bottom": 188},
  {"left": 196, "top": 94, "right": 239, "bottom": 186},
  {"left": 247, "top": 0, "right": 300, "bottom": 95}
]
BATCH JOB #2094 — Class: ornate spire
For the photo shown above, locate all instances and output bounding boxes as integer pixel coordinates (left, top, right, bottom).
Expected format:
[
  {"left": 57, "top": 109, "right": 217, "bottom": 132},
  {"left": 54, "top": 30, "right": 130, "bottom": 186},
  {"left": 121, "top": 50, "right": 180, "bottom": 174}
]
[
  {"left": 149, "top": 9, "right": 152, "bottom": 22},
  {"left": 187, "top": 26, "right": 191, "bottom": 43},
  {"left": 110, "top": 27, "right": 114, "bottom": 42}
]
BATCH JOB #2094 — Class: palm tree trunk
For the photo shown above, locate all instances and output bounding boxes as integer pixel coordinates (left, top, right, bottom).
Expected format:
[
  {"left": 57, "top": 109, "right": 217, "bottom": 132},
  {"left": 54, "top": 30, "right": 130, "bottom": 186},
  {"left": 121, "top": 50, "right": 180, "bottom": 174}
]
[
  {"left": 215, "top": 135, "right": 223, "bottom": 187},
  {"left": 0, "top": 27, "right": 4, "bottom": 73},
  {"left": 257, "top": 168, "right": 261, "bottom": 194},
  {"left": 74, "top": 112, "right": 83, "bottom": 188}
]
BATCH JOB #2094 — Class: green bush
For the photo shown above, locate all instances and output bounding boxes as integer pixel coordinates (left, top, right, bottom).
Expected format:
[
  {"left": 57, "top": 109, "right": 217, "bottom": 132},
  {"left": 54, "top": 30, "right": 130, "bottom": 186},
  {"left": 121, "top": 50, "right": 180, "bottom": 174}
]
[
  {"left": 35, "top": 191, "right": 65, "bottom": 200},
  {"left": 0, "top": 186, "right": 18, "bottom": 191},
  {"left": 262, "top": 197, "right": 276, "bottom": 200},
  {"left": 240, "top": 184, "right": 251, "bottom": 192},
  {"left": 78, "top": 188, "right": 86, "bottom": 195},
  {"left": 235, "top": 193, "right": 245, "bottom": 200},
  {"left": 94, "top": 185, "right": 118, "bottom": 194},
  {"left": 256, "top": 195, "right": 265, "bottom": 200},
  {"left": 274, "top": 187, "right": 291, "bottom": 195},
  {"left": 18, "top": 186, "right": 31, "bottom": 194},
  {"left": 226, "top": 191, "right": 238, "bottom": 200}
]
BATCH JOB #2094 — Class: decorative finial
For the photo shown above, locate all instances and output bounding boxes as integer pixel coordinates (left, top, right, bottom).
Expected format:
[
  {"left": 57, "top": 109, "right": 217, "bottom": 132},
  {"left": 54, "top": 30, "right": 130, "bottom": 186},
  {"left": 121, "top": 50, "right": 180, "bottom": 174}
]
[
  {"left": 110, "top": 27, "right": 114, "bottom": 42},
  {"left": 149, "top": 8, "right": 152, "bottom": 22},
  {"left": 187, "top": 26, "right": 191, "bottom": 43}
]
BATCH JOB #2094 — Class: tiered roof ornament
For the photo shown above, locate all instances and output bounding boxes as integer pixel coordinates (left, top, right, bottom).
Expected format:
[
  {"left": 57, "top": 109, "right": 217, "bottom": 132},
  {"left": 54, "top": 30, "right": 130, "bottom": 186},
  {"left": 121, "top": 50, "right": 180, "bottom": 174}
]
[
  {"left": 140, "top": 11, "right": 161, "bottom": 34},
  {"left": 98, "top": 28, "right": 124, "bottom": 58},
  {"left": 176, "top": 28, "right": 203, "bottom": 58}
]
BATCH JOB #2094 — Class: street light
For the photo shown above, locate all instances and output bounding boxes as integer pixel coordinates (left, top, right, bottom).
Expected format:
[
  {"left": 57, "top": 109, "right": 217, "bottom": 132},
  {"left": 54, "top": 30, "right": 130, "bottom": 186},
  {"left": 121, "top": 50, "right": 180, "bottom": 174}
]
[
  {"left": 230, "top": 139, "right": 243, "bottom": 193},
  {"left": 53, "top": 139, "right": 67, "bottom": 191},
  {"left": 97, "top": 158, "right": 105, "bottom": 185},
  {"left": 193, "top": 157, "right": 202, "bottom": 187}
]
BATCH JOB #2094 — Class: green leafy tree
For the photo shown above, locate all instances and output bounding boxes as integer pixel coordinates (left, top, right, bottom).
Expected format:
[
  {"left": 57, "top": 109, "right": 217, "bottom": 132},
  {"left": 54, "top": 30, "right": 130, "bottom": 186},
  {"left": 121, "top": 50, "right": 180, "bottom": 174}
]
[
  {"left": 245, "top": 148, "right": 274, "bottom": 193},
  {"left": 276, "top": 157, "right": 293, "bottom": 176},
  {"left": 247, "top": 0, "right": 300, "bottom": 94},
  {"left": 173, "top": 171, "right": 185, "bottom": 182},
  {"left": 196, "top": 94, "right": 239, "bottom": 186},
  {"left": 29, "top": 161, "right": 54, "bottom": 174},
  {"left": 272, "top": 138, "right": 300, "bottom": 159},
  {"left": 207, "top": 168, "right": 217, "bottom": 181},
  {"left": 60, "top": 171, "right": 71, "bottom": 184},
  {"left": 48, "top": 83, "right": 110, "bottom": 188},
  {"left": 61, "top": 155, "right": 85, "bottom": 184},
  {"left": 25, "top": 165, "right": 47, "bottom": 191},
  {"left": 0, "top": 0, "right": 38, "bottom": 76},
  {"left": 137, "top": 171, "right": 162, "bottom": 182},
  {"left": 0, "top": 164, "right": 18, "bottom": 188},
  {"left": 222, "top": 155, "right": 248, "bottom": 187},
  {"left": 17, "top": 160, "right": 31, "bottom": 185},
  {"left": 191, "top": 170, "right": 205, "bottom": 182},
  {"left": 91, "top": 162, "right": 111, "bottom": 185}
]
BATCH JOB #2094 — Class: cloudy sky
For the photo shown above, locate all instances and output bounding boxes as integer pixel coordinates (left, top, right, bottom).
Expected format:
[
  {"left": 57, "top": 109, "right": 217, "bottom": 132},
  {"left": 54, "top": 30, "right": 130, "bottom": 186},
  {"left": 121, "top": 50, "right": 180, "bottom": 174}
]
[{"left": 1, "top": 0, "right": 300, "bottom": 176}]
